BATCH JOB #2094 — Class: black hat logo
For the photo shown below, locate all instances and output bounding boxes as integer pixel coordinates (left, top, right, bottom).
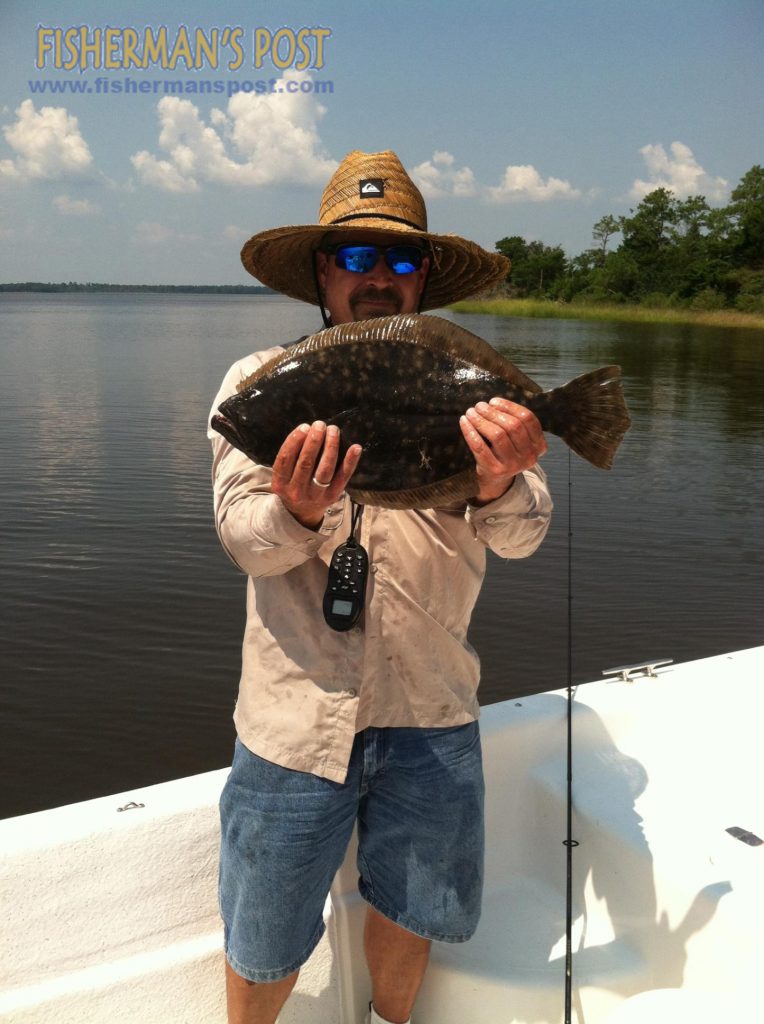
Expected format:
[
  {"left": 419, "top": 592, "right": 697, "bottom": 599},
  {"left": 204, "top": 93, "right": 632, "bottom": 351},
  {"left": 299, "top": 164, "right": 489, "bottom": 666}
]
[{"left": 359, "top": 178, "right": 384, "bottom": 197}]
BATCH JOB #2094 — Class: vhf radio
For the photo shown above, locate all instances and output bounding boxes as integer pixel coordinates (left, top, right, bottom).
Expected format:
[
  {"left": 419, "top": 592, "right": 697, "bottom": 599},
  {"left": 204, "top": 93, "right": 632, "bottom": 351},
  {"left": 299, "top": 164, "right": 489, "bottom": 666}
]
[{"left": 322, "top": 503, "right": 368, "bottom": 632}]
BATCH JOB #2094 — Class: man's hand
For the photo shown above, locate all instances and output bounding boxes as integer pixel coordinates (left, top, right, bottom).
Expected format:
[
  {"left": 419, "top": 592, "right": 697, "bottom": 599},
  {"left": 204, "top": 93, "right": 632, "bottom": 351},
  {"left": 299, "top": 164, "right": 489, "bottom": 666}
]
[
  {"left": 460, "top": 398, "right": 547, "bottom": 505},
  {"left": 271, "top": 421, "right": 362, "bottom": 529}
]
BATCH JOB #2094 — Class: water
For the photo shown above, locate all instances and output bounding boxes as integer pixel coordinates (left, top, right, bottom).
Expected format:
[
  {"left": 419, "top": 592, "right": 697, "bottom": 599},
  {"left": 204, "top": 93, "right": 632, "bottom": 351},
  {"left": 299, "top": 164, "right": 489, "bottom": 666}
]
[{"left": 1, "top": 293, "right": 762, "bottom": 818}]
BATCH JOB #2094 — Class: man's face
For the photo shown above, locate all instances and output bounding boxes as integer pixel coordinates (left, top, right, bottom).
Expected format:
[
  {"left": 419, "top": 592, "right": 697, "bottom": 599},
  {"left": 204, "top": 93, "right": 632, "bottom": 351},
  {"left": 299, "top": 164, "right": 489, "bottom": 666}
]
[{"left": 315, "top": 231, "right": 430, "bottom": 325}]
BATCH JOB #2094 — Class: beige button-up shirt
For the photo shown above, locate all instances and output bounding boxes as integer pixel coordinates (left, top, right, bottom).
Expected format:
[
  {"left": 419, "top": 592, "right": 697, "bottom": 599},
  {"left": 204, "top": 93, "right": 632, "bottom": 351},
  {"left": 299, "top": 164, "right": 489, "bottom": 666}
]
[{"left": 209, "top": 345, "right": 553, "bottom": 783}]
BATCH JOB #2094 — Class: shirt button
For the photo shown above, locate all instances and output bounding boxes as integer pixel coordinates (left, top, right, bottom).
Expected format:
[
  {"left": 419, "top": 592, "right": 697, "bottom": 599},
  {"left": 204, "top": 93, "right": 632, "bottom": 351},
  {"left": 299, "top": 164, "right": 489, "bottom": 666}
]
[
  {"left": 485, "top": 515, "right": 497, "bottom": 524},
  {"left": 345, "top": 688, "right": 357, "bottom": 698},
  {"left": 352, "top": 626, "right": 362, "bottom": 636},
  {"left": 370, "top": 564, "right": 378, "bottom": 574}
]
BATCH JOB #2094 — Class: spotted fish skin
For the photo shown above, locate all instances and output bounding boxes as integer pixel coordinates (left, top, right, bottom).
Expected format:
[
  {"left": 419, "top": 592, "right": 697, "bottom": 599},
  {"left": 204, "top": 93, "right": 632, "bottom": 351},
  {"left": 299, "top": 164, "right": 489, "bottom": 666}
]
[{"left": 211, "top": 314, "right": 631, "bottom": 509}]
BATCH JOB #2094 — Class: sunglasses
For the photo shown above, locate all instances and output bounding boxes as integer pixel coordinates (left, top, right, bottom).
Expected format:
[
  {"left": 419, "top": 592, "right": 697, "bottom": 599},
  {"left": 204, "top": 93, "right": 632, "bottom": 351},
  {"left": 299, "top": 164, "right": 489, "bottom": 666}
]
[{"left": 322, "top": 243, "right": 426, "bottom": 275}]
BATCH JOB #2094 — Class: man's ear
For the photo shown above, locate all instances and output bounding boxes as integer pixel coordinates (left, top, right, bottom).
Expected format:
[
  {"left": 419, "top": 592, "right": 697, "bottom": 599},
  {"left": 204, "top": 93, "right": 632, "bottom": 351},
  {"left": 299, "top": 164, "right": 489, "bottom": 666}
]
[{"left": 315, "top": 250, "right": 329, "bottom": 293}]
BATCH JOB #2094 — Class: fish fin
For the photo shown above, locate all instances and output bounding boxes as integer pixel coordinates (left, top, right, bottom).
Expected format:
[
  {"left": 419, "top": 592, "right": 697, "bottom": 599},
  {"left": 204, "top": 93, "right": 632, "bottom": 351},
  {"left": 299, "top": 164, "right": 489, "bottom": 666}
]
[
  {"left": 236, "top": 369, "right": 261, "bottom": 394},
  {"left": 235, "top": 344, "right": 295, "bottom": 394},
  {"left": 232, "top": 331, "right": 360, "bottom": 394},
  {"left": 543, "top": 366, "right": 631, "bottom": 470},
  {"left": 243, "top": 314, "right": 544, "bottom": 396},
  {"left": 349, "top": 468, "right": 478, "bottom": 510}
]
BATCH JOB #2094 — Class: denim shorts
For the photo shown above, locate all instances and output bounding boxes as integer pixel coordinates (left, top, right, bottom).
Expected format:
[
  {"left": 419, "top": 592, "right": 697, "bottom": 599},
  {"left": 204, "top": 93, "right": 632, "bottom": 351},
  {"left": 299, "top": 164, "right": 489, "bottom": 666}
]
[{"left": 219, "top": 722, "right": 484, "bottom": 982}]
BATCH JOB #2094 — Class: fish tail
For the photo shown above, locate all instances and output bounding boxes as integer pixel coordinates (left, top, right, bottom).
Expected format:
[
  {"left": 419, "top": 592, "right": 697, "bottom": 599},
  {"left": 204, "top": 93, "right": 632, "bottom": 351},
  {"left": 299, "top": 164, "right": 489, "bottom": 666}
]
[{"left": 535, "top": 366, "right": 631, "bottom": 470}]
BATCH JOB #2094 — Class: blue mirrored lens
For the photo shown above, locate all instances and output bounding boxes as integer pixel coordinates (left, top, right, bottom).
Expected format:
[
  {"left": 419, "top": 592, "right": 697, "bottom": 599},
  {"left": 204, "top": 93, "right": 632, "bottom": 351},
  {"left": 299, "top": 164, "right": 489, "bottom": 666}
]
[
  {"left": 385, "top": 246, "right": 423, "bottom": 273},
  {"left": 336, "top": 246, "right": 378, "bottom": 273},
  {"left": 333, "top": 244, "right": 423, "bottom": 275}
]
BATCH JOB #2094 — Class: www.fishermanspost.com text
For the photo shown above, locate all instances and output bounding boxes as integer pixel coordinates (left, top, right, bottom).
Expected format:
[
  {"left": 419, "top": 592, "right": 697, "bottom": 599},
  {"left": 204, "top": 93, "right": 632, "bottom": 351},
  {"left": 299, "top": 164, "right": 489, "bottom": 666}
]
[{"left": 27, "top": 77, "right": 335, "bottom": 99}]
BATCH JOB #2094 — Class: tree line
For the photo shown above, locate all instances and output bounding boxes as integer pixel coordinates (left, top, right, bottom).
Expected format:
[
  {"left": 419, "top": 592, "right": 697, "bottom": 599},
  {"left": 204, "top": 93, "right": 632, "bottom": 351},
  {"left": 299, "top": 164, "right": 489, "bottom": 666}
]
[
  {"left": 496, "top": 165, "right": 764, "bottom": 312},
  {"left": 0, "top": 283, "right": 274, "bottom": 294}
]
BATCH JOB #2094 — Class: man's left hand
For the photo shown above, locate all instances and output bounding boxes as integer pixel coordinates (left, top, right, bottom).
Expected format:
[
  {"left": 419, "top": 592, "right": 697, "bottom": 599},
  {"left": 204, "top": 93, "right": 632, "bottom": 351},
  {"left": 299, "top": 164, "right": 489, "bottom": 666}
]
[{"left": 460, "top": 398, "right": 547, "bottom": 505}]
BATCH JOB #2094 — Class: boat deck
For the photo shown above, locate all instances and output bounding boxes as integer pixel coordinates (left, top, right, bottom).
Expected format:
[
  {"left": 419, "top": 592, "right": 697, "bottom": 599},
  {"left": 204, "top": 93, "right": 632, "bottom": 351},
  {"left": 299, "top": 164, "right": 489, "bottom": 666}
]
[{"left": 1, "top": 646, "right": 761, "bottom": 1023}]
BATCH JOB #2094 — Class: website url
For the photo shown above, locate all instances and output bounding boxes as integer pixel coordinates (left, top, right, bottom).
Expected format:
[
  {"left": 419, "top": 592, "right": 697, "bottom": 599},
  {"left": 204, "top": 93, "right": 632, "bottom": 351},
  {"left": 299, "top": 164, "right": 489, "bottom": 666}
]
[{"left": 28, "top": 76, "right": 334, "bottom": 98}]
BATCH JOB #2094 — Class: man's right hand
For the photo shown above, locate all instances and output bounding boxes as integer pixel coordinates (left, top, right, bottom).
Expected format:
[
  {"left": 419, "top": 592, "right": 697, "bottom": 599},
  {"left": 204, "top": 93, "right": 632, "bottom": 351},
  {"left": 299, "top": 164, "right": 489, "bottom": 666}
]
[{"left": 270, "top": 421, "right": 363, "bottom": 529}]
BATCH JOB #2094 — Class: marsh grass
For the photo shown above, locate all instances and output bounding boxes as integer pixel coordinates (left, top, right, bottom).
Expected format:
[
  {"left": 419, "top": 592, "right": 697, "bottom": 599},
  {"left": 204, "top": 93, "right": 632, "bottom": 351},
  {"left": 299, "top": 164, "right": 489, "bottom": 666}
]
[{"left": 450, "top": 298, "right": 764, "bottom": 331}]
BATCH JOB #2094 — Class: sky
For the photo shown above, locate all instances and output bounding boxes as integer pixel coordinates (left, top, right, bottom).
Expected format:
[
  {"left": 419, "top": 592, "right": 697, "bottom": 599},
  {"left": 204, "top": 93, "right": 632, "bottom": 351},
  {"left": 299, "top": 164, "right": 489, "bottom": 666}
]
[{"left": 0, "top": 0, "right": 761, "bottom": 286}]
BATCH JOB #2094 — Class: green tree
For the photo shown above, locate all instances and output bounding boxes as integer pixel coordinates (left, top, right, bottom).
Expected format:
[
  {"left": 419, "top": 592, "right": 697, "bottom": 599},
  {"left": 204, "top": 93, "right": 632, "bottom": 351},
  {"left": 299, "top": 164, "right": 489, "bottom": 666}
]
[
  {"left": 592, "top": 215, "right": 621, "bottom": 263},
  {"left": 591, "top": 250, "right": 641, "bottom": 301},
  {"left": 727, "top": 165, "right": 764, "bottom": 266},
  {"left": 496, "top": 236, "right": 566, "bottom": 296},
  {"left": 618, "top": 188, "right": 717, "bottom": 298},
  {"left": 619, "top": 188, "right": 679, "bottom": 296},
  {"left": 495, "top": 235, "right": 529, "bottom": 279},
  {"left": 669, "top": 196, "right": 719, "bottom": 296},
  {"left": 494, "top": 165, "right": 764, "bottom": 309}
]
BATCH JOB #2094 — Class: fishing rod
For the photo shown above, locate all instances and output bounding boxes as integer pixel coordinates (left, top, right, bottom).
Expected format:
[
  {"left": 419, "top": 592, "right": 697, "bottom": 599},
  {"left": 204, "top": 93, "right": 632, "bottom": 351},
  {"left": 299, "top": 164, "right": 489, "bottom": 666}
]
[{"left": 563, "top": 448, "right": 579, "bottom": 1024}]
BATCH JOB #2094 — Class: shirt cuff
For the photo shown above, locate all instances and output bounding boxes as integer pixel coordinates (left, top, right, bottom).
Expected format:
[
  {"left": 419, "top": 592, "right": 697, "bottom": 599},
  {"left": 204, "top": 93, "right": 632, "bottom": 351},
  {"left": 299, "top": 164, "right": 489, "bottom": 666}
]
[
  {"left": 464, "top": 471, "right": 537, "bottom": 527},
  {"left": 267, "top": 494, "right": 347, "bottom": 548}
]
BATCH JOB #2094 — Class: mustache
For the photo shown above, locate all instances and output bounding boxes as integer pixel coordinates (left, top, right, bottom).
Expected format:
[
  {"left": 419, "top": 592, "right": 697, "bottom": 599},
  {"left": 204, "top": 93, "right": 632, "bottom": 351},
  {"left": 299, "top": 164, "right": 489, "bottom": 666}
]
[{"left": 350, "top": 286, "right": 402, "bottom": 309}]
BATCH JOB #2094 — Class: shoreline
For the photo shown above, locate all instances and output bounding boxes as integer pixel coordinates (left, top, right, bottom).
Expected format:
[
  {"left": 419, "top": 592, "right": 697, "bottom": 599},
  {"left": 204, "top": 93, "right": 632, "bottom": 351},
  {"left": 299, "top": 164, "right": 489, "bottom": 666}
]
[
  {"left": 4, "top": 287, "right": 763, "bottom": 332},
  {"left": 450, "top": 297, "right": 764, "bottom": 332},
  {"left": 0, "top": 283, "right": 274, "bottom": 295}
]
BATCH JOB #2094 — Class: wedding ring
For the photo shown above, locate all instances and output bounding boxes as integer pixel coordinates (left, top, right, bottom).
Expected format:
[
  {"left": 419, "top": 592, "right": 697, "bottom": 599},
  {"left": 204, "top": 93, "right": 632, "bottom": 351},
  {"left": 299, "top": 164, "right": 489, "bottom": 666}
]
[{"left": 312, "top": 476, "right": 331, "bottom": 488}]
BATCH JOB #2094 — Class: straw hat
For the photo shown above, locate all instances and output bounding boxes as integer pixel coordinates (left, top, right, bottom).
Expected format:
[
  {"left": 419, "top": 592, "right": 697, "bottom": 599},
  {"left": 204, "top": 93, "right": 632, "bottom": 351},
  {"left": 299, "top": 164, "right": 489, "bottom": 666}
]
[{"left": 240, "top": 150, "right": 509, "bottom": 310}]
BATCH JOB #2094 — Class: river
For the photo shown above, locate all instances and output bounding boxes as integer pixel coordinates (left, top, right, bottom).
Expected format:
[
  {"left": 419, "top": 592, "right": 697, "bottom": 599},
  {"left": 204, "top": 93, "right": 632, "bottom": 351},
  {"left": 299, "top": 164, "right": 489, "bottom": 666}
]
[{"left": 1, "top": 292, "right": 762, "bottom": 817}]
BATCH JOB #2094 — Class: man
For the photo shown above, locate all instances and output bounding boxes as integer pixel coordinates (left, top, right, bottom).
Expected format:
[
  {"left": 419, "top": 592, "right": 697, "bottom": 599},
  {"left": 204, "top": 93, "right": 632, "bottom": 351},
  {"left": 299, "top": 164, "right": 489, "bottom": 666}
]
[{"left": 208, "top": 150, "right": 552, "bottom": 1024}]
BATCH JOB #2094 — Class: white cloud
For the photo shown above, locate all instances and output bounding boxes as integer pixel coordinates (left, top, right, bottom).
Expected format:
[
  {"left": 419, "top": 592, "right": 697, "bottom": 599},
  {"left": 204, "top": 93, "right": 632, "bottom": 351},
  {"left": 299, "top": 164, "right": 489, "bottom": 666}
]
[
  {"left": 132, "top": 221, "right": 174, "bottom": 246},
  {"left": 53, "top": 194, "right": 99, "bottom": 215},
  {"left": 0, "top": 100, "right": 93, "bottom": 181},
  {"left": 412, "top": 151, "right": 477, "bottom": 198},
  {"left": 131, "top": 221, "right": 199, "bottom": 246},
  {"left": 131, "top": 148, "right": 200, "bottom": 193},
  {"left": 488, "top": 165, "right": 581, "bottom": 202},
  {"left": 629, "top": 142, "right": 728, "bottom": 202},
  {"left": 412, "top": 150, "right": 580, "bottom": 203},
  {"left": 223, "top": 224, "right": 245, "bottom": 242},
  {"left": 131, "top": 70, "right": 336, "bottom": 192}
]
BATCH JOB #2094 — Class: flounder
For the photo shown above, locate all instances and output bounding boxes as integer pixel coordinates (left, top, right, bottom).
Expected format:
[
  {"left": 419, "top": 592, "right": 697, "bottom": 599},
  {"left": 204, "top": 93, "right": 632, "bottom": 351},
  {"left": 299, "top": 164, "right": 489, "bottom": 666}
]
[{"left": 211, "top": 313, "right": 631, "bottom": 509}]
